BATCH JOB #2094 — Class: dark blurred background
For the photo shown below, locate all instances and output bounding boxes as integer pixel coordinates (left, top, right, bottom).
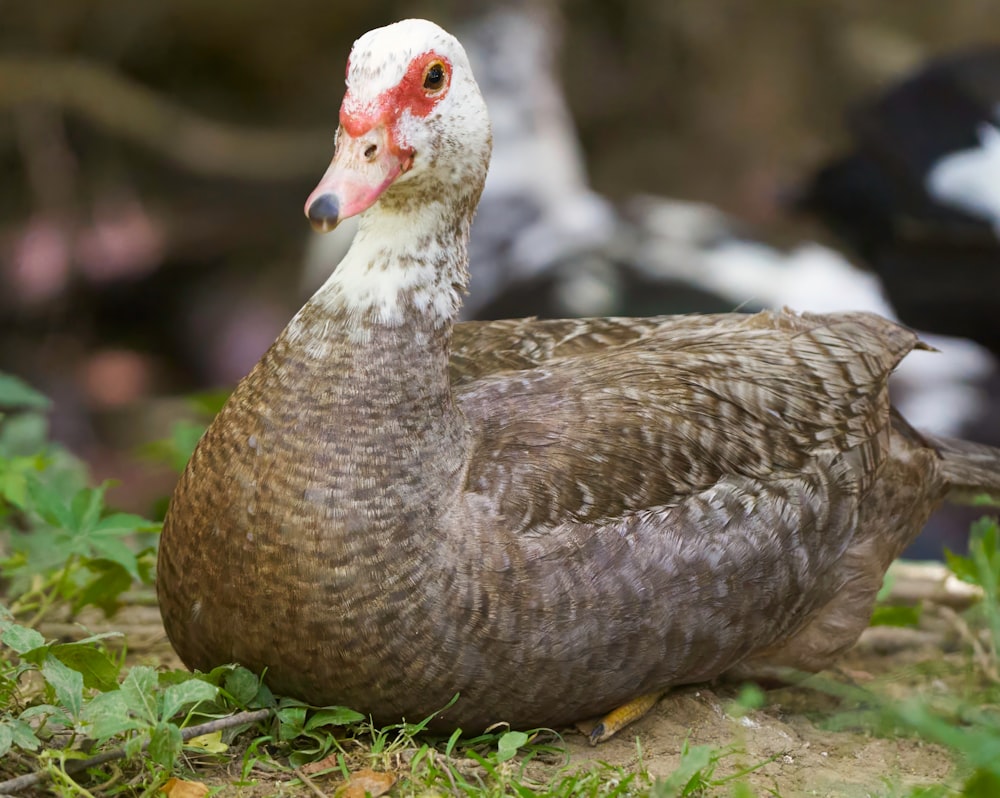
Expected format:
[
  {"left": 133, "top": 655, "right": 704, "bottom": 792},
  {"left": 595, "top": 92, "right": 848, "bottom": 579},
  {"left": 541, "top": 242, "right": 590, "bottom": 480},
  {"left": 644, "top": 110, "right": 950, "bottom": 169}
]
[{"left": 1, "top": 0, "right": 998, "bottom": 552}]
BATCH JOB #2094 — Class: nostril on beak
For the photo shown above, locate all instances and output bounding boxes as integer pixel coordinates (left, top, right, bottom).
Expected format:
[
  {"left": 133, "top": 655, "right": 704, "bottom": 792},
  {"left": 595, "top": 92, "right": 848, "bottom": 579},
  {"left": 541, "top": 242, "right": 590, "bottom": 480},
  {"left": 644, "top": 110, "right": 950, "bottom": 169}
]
[
  {"left": 364, "top": 145, "right": 378, "bottom": 161},
  {"left": 306, "top": 194, "right": 340, "bottom": 232}
]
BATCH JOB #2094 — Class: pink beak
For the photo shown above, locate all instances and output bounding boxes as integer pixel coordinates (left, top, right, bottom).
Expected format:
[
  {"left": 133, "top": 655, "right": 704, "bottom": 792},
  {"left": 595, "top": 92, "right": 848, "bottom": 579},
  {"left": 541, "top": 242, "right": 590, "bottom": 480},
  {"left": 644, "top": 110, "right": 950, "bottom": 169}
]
[{"left": 304, "top": 125, "right": 414, "bottom": 233}]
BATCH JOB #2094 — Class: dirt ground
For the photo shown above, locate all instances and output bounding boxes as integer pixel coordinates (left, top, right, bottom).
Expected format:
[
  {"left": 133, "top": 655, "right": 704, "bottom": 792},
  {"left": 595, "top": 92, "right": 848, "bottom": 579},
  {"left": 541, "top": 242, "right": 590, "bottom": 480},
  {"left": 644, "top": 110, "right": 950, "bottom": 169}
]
[
  {"left": 564, "top": 644, "right": 958, "bottom": 797},
  {"left": 41, "top": 564, "right": 978, "bottom": 798}
]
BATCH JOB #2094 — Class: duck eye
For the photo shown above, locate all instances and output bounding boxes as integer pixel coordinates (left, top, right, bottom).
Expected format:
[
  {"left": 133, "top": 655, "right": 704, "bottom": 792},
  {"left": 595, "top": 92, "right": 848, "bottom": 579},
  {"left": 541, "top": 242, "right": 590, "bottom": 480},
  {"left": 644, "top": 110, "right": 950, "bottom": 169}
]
[{"left": 423, "top": 61, "right": 446, "bottom": 92}]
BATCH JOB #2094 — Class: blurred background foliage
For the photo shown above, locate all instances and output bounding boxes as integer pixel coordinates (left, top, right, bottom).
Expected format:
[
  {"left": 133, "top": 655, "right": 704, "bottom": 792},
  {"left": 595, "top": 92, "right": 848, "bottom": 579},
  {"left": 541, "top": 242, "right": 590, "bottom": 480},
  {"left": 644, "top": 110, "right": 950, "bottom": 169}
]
[{"left": 0, "top": 0, "right": 998, "bottom": 519}]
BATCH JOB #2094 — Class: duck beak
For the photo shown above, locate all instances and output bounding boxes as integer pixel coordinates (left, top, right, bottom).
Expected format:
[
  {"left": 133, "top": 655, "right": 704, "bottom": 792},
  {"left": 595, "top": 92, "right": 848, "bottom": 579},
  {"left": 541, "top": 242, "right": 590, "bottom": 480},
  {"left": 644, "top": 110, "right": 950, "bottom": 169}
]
[{"left": 304, "top": 125, "right": 414, "bottom": 233}]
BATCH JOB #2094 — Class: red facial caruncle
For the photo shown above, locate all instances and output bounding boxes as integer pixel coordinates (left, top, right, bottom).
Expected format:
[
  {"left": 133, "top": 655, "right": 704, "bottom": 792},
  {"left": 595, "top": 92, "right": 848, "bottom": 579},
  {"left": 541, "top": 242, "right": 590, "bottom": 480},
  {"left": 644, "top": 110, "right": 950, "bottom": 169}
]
[
  {"left": 304, "top": 51, "right": 453, "bottom": 232},
  {"left": 341, "top": 51, "right": 453, "bottom": 137}
]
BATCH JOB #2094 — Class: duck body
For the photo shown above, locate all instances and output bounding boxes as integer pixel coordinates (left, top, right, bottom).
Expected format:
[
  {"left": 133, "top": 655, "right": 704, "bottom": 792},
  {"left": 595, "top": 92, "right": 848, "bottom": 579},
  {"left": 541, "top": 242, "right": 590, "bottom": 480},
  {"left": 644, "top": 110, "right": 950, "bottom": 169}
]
[
  {"left": 158, "top": 20, "right": 1000, "bottom": 733},
  {"left": 161, "top": 304, "right": 946, "bottom": 731}
]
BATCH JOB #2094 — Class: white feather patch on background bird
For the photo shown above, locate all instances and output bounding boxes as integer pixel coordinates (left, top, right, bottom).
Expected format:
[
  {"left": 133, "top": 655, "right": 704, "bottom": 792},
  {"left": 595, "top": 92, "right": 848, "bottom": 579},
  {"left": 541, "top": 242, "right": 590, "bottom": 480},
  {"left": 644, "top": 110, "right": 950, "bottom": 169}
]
[{"left": 925, "top": 121, "right": 1000, "bottom": 235}]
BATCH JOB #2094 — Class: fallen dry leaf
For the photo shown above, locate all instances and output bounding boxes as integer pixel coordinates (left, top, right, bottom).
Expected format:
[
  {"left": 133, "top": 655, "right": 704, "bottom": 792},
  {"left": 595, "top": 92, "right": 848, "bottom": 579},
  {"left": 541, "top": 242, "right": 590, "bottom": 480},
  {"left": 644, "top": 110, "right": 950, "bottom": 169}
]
[
  {"left": 333, "top": 768, "right": 397, "bottom": 798},
  {"left": 161, "top": 777, "right": 209, "bottom": 798},
  {"left": 300, "top": 752, "right": 341, "bottom": 775},
  {"left": 185, "top": 730, "right": 228, "bottom": 754}
]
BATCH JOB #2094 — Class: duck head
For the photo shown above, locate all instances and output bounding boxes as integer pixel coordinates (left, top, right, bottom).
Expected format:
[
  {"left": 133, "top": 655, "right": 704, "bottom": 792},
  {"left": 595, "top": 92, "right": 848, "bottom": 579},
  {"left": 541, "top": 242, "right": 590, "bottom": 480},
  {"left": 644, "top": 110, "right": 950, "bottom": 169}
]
[{"left": 305, "top": 19, "right": 493, "bottom": 233}]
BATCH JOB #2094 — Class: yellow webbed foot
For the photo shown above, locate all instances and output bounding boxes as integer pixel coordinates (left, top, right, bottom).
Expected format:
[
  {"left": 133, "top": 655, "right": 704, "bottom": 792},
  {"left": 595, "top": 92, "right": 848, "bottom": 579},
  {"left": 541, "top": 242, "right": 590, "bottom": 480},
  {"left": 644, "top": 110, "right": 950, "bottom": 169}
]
[{"left": 588, "top": 690, "right": 664, "bottom": 745}]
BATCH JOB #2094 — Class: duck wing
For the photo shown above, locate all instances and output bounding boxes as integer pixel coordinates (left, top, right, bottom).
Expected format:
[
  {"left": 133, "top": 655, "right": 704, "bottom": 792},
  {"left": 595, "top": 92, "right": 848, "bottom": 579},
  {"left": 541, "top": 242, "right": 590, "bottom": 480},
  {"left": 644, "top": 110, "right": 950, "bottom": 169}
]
[
  {"left": 453, "top": 308, "right": 922, "bottom": 530},
  {"left": 450, "top": 315, "right": 694, "bottom": 384}
]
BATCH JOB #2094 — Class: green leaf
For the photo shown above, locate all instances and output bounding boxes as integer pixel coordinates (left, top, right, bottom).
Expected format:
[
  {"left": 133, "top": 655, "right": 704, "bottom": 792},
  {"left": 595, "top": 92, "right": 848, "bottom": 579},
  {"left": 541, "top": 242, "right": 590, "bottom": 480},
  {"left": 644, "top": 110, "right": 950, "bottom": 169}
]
[
  {"left": 656, "top": 743, "right": 714, "bottom": 794},
  {"left": 944, "top": 547, "right": 978, "bottom": 584},
  {"left": 27, "top": 478, "right": 76, "bottom": 530},
  {"left": 730, "top": 783, "right": 757, "bottom": 798},
  {"left": 169, "top": 422, "right": 207, "bottom": 471},
  {"left": 735, "top": 683, "right": 765, "bottom": 711},
  {"left": 276, "top": 705, "right": 307, "bottom": 740},
  {"left": 0, "top": 723, "right": 11, "bottom": 758},
  {"left": 20, "top": 479, "right": 149, "bottom": 583},
  {"left": 870, "top": 604, "right": 922, "bottom": 628},
  {"left": 19, "top": 703, "right": 72, "bottom": 727},
  {"left": 135, "top": 545, "right": 158, "bottom": 586},
  {"left": 0, "top": 466, "right": 31, "bottom": 509},
  {"left": 120, "top": 666, "right": 159, "bottom": 724},
  {"left": 94, "top": 511, "right": 158, "bottom": 534},
  {"left": 497, "top": 730, "right": 529, "bottom": 763},
  {"left": 185, "top": 730, "right": 227, "bottom": 754},
  {"left": 159, "top": 680, "right": 218, "bottom": 721},
  {"left": 1, "top": 623, "right": 45, "bottom": 654},
  {"left": 189, "top": 389, "right": 230, "bottom": 417},
  {"left": 8, "top": 718, "right": 40, "bottom": 751},
  {"left": 2, "top": 529, "right": 66, "bottom": 589},
  {"left": 147, "top": 722, "right": 183, "bottom": 767},
  {"left": 965, "top": 769, "right": 1000, "bottom": 797},
  {"left": 444, "top": 729, "right": 462, "bottom": 757},
  {"left": 253, "top": 680, "right": 275, "bottom": 708},
  {"left": 72, "top": 561, "right": 134, "bottom": 616},
  {"left": 726, "top": 683, "right": 766, "bottom": 720},
  {"left": 224, "top": 666, "right": 261, "bottom": 706},
  {"left": 945, "top": 517, "right": 1000, "bottom": 593},
  {"left": 970, "top": 515, "right": 998, "bottom": 545},
  {"left": 0, "top": 373, "right": 51, "bottom": 410},
  {"left": 71, "top": 483, "right": 108, "bottom": 532},
  {"left": 304, "top": 706, "right": 365, "bottom": 731},
  {"left": 969, "top": 517, "right": 1000, "bottom": 587},
  {"left": 41, "top": 654, "right": 84, "bottom": 718},
  {"left": 62, "top": 630, "right": 123, "bottom": 647},
  {"left": 51, "top": 642, "right": 121, "bottom": 692},
  {"left": 0, "top": 411, "right": 49, "bottom": 458},
  {"left": 0, "top": 473, "right": 27, "bottom": 508},
  {"left": 123, "top": 731, "right": 145, "bottom": 760},
  {"left": 140, "top": 421, "right": 208, "bottom": 472},
  {"left": 83, "top": 537, "right": 140, "bottom": 582},
  {"left": 82, "top": 690, "right": 142, "bottom": 741}
]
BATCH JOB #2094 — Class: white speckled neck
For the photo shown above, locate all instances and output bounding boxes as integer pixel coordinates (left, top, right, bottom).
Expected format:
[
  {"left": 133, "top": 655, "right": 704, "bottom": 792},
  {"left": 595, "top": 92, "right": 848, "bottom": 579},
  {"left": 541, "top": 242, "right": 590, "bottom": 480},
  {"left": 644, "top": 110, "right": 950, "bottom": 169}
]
[{"left": 310, "top": 196, "right": 470, "bottom": 328}]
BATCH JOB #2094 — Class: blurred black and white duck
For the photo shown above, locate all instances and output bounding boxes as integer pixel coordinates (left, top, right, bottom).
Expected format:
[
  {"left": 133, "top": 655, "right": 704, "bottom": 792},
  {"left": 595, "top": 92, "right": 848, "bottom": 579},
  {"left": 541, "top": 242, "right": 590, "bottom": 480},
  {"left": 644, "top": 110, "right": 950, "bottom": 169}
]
[{"left": 794, "top": 45, "right": 1000, "bottom": 357}]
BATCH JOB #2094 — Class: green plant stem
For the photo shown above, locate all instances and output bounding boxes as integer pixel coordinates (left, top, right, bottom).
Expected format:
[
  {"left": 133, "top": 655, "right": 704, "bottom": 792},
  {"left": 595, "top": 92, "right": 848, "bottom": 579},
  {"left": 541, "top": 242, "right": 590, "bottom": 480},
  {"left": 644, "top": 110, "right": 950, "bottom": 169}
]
[
  {"left": 24, "top": 554, "right": 78, "bottom": 628},
  {"left": 974, "top": 541, "right": 1000, "bottom": 669},
  {"left": 0, "top": 708, "right": 273, "bottom": 795},
  {"left": 7, "top": 575, "right": 45, "bottom": 617},
  {"left": 46, "top": 759, "right": 100, "bottom": 798}
]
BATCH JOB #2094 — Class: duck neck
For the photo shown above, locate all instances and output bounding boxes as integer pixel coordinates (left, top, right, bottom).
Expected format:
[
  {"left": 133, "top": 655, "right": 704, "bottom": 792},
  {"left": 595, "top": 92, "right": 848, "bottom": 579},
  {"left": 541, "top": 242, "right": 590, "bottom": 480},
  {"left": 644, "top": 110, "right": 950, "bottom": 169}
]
[
  {"left": 315, "top": 192, "right": 473, "bottom": 331},
  {"left": 283, "top": 191, "right": 475, "bottom": 422},
  {"left": 266, "top": 201, "right": 473, "bottom": 527}
]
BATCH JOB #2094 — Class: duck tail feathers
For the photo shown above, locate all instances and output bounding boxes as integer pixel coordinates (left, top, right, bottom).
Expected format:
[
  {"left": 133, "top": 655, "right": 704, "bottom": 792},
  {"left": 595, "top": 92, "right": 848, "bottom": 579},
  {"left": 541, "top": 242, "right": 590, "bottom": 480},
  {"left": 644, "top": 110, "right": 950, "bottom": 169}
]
[{"left": 925, "top": 434, "right": 1000, "bottom": 506}]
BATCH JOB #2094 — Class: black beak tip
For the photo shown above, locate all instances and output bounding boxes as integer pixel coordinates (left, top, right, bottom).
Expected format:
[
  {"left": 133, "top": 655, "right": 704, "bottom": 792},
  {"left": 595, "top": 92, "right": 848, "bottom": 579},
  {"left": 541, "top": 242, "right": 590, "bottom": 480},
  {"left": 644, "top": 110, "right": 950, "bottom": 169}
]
[{"left": 307, "top": 194, "right": 341, "bottom": 232}]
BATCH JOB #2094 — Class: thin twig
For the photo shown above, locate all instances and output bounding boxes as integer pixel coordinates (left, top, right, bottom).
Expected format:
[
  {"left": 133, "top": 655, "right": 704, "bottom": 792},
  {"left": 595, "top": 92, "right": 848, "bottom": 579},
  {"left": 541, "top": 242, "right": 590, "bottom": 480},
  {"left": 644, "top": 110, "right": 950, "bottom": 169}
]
[
  {"left": 294, "top": 767, "right": 330, "bottom": 798},
  {"left": 0, "top": 57, "right": 331, "bottom": 180},
  {"left": 0, "top": 708, "right": 273, "bottom": 794},
  {"left": 172, "top": 709, "right": 273, "bottom": 740},
  {"left": 436, "top": 751, "right": 462, "bottom": 794}
]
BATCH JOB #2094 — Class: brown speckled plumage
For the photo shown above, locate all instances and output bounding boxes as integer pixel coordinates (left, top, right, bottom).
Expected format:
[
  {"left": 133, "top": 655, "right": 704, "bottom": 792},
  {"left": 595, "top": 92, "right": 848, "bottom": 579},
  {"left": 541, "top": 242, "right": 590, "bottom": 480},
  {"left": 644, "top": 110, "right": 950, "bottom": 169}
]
[{"left": 157, "top": 19, "right": 1000, "bottom": 733}]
